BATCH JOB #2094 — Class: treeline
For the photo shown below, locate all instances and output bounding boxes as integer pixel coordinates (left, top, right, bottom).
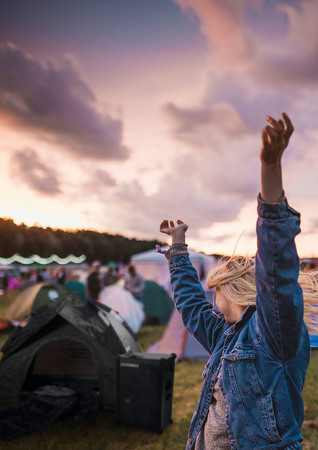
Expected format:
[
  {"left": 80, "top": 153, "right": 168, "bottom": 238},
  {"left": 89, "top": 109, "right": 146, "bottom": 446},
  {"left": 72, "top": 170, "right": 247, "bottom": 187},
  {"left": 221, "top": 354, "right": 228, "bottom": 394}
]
[{"left": 0, "top": 218, "right": 165, "bottom": 264}]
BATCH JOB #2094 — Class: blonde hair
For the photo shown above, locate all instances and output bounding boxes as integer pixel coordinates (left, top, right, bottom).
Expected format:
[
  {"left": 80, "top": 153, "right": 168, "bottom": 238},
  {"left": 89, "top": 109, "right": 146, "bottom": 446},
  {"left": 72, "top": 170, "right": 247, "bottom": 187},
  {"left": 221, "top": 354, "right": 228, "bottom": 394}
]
[{"left": 207, "top": 256, "right": 318, "bottom": 334}]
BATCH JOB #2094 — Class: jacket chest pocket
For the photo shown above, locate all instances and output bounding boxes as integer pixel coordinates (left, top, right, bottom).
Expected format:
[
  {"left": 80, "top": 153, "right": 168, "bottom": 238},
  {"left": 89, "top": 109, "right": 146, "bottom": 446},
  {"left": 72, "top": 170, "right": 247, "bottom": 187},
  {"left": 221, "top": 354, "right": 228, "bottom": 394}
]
[{"left": 222, "top": 349, "right": 263, "bottom": 397}]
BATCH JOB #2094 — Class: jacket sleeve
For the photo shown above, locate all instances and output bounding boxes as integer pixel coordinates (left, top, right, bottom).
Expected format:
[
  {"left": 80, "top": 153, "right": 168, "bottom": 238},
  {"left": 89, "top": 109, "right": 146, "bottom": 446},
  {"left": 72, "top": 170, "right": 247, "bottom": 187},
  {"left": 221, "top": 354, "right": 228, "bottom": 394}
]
[
  {"left": 255, "top": 195, "right": 304, "bottom": 362},
  {"left": 169, "top": 254, "right": 226, "bottom": 353}
]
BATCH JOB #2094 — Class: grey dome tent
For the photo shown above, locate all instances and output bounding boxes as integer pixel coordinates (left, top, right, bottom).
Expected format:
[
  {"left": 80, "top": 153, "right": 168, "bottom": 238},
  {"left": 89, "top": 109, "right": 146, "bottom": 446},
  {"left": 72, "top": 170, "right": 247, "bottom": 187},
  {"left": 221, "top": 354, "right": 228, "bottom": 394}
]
[{"left": 0, "top": 300, "right": 139, "bottom": 410}]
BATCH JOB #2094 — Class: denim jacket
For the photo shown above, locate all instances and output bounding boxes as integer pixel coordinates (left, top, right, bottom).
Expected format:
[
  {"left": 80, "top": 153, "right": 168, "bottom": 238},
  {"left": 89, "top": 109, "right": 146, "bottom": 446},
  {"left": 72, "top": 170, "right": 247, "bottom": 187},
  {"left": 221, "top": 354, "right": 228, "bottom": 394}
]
[{"left": 168, "top": 197, "right": 310, "bottom": 449}]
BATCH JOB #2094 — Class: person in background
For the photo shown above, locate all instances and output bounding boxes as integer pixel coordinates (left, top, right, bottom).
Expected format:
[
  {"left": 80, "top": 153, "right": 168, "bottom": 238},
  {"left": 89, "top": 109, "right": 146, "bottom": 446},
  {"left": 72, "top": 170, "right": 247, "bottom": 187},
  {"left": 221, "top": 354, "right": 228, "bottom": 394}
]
[
  {"left": 65, "top": 271, "right": 86, "bottom": 304},
  {"left": 102, "top": 262, "right": 119, "bottom": 287},
  {"left": 56, "top": 266, "right": 67, "bottom": 285},
  {"left": 36, "top": 269, "right": 44, "bottom": 282},
  {"left": 115, "top": 271, "right": 125, "bottom": 289},
  {"left": 0, "top": 271, "right": 8, "bottom": 298},
  {"left": 41, "top": 267, "right": 50, "bottom": 281},
  {"left": 86, "top": 261, "right": 102, "bottom": 301},
  {"left": 159, "top": 113, "right": 318, "bottom": 449},
  {"left": 124, "top": 264, "right": 145, "bottom": 301}
]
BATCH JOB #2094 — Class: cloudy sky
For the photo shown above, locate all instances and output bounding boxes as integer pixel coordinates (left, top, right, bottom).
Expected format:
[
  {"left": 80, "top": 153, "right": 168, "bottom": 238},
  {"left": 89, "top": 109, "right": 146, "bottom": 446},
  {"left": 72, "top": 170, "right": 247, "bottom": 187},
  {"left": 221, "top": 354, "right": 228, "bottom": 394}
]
[{"left": 1, "top": 0, "right": 318, "bottom": 257}]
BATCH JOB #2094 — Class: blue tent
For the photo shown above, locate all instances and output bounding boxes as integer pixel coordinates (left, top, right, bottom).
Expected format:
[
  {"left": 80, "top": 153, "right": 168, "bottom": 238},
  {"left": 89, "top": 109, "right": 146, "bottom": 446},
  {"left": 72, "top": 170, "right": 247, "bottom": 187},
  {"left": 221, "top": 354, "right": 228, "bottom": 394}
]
[{"left": 309, "top": 334, "right": 318, "bottom": 349}]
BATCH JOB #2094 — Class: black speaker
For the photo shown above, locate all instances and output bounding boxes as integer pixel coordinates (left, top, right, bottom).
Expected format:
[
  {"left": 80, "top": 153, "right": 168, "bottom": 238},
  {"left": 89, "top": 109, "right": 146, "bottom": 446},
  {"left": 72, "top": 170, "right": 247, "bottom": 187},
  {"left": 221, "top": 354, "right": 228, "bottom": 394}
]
[{"left": 117, "top": 352, "right": 176, "bottom": 433}]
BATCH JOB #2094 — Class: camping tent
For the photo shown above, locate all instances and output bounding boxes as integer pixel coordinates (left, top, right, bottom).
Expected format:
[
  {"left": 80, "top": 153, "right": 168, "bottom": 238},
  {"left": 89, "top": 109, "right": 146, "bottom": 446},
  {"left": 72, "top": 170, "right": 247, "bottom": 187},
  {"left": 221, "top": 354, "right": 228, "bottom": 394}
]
[
  {"left": 0, "top": 300, "right": 139, "bottom": 409},
  {"left": 147, "top": 309, "right": 210, "bottom": 361},
  {"left": 131, "top": 246, "right": 216, "bottom": 292},
  {"left": 3, "top": 282, "right": 82, "bottom": 324},
  {"left": 99, "top": 285, "right": 145, "bottom": 333},
  {"left": 8, "top": 277, "right": 21, "bottom": 290},
  {"left": 141, "top": 280, "right": 174, "bottom": 324},
  {"left": 149, "top": 293, "right": 318, "bottom": 357},
  {"left": 310, "top": 334, "right": 318, "bottom": 348}
]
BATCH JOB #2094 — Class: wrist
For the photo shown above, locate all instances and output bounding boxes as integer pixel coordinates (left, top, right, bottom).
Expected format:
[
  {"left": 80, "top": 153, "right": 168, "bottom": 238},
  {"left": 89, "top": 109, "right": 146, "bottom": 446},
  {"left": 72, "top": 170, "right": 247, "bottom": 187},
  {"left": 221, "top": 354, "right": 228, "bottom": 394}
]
[
  {"left": 171, "top": 234, "right": 186, "bottom": 245},
  {"left": 261, "top": 161, "right": 281, "bottom": 172},
  {"left": 260, "top": 164, "right": 283, "bottom": 204}
]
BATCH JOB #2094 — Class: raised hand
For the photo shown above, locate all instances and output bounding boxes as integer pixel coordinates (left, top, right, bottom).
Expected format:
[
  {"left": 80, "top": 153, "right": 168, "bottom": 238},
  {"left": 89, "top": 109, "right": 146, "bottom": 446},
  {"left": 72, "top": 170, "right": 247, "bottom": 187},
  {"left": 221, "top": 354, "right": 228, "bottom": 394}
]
[
  {"left": 260, "top": 112, "right": 294, "bottom": 204},
  {"left": 260, "top": 112, "right": 294, "bottom": 166},
  {"left": 160, "top": 219, "right": 188, "bottom": 245}
]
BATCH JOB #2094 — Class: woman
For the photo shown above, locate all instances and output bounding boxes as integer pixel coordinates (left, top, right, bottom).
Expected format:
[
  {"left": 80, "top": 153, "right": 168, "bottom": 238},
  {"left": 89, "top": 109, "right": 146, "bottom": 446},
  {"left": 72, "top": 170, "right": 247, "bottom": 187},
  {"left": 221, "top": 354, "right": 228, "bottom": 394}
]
[{"left": 159, "top": 113, "right": 318, "bottom": 449}]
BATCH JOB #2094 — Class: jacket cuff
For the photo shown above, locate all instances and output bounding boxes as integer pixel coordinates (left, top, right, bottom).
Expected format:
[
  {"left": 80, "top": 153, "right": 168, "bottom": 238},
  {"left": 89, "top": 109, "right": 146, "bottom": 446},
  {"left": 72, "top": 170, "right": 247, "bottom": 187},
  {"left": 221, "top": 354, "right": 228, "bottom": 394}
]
[
  {"left": 165, "top": 244, "right": 189, "bottom": 261},
  {"left": 257, "top": 193, "right": 300, "bottom": 219}
]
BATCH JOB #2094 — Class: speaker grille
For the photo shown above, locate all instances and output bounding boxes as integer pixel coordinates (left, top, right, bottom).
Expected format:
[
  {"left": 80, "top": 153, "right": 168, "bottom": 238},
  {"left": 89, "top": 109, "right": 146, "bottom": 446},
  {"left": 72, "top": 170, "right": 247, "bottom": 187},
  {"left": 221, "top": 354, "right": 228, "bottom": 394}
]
[{"left": 117, "top": 352, "right": 176, "bottom": 433}]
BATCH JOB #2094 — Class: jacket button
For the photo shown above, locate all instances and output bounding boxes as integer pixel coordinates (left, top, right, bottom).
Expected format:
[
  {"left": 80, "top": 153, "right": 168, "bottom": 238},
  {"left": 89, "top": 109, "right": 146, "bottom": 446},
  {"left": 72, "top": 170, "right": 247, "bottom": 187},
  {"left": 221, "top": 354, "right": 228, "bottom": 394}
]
[
  {"left": 199, "top": 414, "right": 203, "bottom": 419},
  {"left": 206, "top": 387, "right": 212, "bottom": 393},
  {"left": 232, "top": 349, "right": 237, "bottom": 355}
]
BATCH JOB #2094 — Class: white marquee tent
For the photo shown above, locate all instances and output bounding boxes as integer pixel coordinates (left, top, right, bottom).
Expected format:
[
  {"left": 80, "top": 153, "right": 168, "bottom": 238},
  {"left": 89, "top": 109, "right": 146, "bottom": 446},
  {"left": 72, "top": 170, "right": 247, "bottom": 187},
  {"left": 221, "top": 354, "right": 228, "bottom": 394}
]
[{"left": 131, "top": 246, "right": 216, "bottom": 293}]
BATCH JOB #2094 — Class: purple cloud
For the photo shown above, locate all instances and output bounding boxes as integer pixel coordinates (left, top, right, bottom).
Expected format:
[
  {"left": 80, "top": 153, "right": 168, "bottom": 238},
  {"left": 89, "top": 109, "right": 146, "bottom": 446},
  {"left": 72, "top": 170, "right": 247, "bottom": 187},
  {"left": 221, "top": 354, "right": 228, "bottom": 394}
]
[
  {"left": 0, "top": 43, "right": 130, "bottom": 160},
  {"left": 173, "top": 0, "right": 318, "bottom": 88},
  {"left": 164, "top": 101, "right": 250, "bottom": 141},
  {"left": 81, "top": 168, "right": 117, "bottom": 198},
  {"left": 94, "top": 169, "right": 117, "bottom": 187},
  {"left": 10, "top": 148, "right": 61, "bottom": 195}
]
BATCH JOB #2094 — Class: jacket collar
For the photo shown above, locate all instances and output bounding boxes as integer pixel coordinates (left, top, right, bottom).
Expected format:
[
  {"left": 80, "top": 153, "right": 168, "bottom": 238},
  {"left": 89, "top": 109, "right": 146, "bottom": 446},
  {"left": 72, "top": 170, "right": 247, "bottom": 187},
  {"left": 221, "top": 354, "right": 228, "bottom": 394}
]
[{"left": 225, "top": 306, "right": 256, "bottom": 335}]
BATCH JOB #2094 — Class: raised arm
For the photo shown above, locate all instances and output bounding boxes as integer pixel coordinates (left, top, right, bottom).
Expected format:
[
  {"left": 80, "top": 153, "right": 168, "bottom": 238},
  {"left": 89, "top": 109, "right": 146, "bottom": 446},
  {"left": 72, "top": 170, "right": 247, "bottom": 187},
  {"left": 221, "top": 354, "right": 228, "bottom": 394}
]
[
  {"left": 160, "top": 220, "right": 226, "bottom": 352},
  {"left": 256, "top": 113, "right": 303, "bottom": 362}
]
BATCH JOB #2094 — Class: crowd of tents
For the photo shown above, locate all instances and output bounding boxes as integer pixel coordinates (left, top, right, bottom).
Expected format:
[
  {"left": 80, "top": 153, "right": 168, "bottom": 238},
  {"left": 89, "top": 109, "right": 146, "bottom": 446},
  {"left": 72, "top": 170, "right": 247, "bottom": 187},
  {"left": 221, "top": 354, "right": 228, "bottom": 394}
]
[
  {"left": 0, "top": 247, "right": 317, "bottom": 441},
  {"left": 0, "top": 247, "right": 217, "bottom": 440}
]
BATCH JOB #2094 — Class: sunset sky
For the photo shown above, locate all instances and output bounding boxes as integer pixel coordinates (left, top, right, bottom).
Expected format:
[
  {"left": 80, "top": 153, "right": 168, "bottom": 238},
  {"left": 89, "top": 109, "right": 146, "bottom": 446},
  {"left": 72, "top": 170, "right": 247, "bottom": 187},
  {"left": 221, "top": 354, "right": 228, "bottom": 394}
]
[{"left": 1, "top": 0, "right": 318, "bottom": 257}]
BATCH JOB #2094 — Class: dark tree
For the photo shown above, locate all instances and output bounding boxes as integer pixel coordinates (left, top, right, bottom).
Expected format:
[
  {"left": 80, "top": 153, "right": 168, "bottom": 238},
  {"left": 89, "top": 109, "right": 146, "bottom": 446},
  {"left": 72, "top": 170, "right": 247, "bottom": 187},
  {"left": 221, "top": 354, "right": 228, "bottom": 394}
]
[{"left": 0, "top": 218, "right": 166, "bottom": 264}]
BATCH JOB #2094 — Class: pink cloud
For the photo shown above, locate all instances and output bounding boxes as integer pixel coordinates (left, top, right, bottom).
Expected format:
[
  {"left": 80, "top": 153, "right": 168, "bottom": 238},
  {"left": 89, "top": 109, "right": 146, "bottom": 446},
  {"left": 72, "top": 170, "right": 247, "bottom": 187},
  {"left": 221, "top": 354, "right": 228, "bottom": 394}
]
[
  {"left": 0, "top": 43, "right": 130, "bottom": 160},
  {"left": 173, "top": 0, "right": 318, "bottom": 86},
  {"left": 10, "top": 148, "right": 61, "bottom": 195},
  {"left": 163, "top": 101, "right": 249, "bottom": 146},
  {"left": 102, "top": 132, "right": 260, "bottom": 239},
  {"left": 173, "top": 0, "right": 254, "bottom": 72},
  {"left": 281, "top": 0, "right": 318, "bottom": 56},
  {"left": 79, "top": 168, "right": 117, "bottom": 200}
]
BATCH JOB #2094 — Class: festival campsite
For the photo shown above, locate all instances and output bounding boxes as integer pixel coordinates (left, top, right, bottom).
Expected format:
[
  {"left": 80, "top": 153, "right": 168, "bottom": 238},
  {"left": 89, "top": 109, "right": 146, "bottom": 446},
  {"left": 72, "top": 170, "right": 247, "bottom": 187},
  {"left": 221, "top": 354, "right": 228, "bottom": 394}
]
[{"left": 0, "top": 250, "right": 317, "bottom": 447}]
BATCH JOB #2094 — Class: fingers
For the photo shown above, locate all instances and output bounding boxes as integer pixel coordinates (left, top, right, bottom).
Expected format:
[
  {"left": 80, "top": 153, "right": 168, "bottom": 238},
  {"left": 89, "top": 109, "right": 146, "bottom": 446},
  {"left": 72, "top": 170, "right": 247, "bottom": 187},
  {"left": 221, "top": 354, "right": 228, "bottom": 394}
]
[
  {"left": 261, "top": 128, "right": 269, "bottom": 148},
  {"left": 159, "top": 220, "right": 169, "bottom": 233},
  {"left": 160, "top": 220, "right": 168, "bottom": 229},
  {"left": 282, "top": 112, "right": 294, "bottom": 139},
  {"left": 265, "top": 113, "right": 294, "bottom": 149},
  {"left": 159, "top": 219, "right": 188, "bottom": 234},
  {"left": 266, "top": 116, "right": 284, "bottom": 131},
  {"left": 265, "top": 125, "right": 277, "bottom": 144},
  {"left": 261, "top": 112, "right": 294, "bottom": 166},
  {"left": 266, "top": 116, "right": 283, "bottom": 145},
  {"left": 159, "top": 219, "right": 185, "bottom": 233},
  {"left": 266, "top": 113, "right": 294, "bottom": 136}
]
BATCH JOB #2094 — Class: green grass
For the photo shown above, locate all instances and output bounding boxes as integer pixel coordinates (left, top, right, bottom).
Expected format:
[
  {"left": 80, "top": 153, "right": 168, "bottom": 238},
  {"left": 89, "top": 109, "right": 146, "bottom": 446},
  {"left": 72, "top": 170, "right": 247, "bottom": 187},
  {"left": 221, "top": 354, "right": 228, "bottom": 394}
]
[
  {"left": 0, "top": 290, "right": 317, "bottom": 449},
  {"left": 0, "top": 361, "right": 204, "bottom": 450},
  {"left": 302, "top": 350, "right": 318, "bottom": 449}
]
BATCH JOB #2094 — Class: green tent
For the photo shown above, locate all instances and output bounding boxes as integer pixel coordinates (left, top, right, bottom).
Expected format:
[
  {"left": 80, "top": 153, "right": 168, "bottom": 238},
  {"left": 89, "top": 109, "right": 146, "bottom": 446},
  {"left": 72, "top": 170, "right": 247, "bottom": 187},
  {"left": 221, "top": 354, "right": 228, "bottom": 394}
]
[
  {"left": 4, "top": 282, "right": 82, "bottom": 323},
  {"left": 141, "top": 280, "right": 174, "bottom": 324}
]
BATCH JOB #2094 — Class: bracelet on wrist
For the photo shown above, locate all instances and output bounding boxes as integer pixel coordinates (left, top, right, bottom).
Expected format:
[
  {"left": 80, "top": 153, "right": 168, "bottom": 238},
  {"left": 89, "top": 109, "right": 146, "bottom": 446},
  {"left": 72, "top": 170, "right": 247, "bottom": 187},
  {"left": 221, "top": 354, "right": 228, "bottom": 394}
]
[{"left": 171, "top": 243, "right": 188, "bottom": 247}]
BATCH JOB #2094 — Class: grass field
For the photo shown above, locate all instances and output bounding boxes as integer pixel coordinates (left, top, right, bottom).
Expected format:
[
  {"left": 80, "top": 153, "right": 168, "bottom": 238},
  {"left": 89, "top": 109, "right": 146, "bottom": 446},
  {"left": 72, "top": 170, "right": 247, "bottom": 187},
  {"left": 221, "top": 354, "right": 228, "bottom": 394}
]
[{"left": 0, "top": 290, "right": 317, "bottom": 449}]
